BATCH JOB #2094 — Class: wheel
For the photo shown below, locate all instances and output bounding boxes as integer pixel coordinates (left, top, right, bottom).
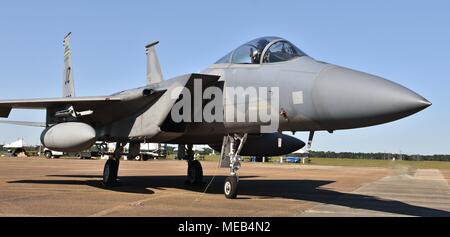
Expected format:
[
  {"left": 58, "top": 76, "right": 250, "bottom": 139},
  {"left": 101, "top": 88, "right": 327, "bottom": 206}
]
[
  {"left": 186, "top": 160, "right": 203, "bottom": 185},
  {"left": 224, "top": 176, "right": 238, "bottom": 199},
  {"left": 103, "top": 159, "right": 119, "bottom": 186},
  {"left": 44, "top": 151, "right": 52, "bottom": 159},
  {"left": 128, "top": 154, "right": 140, "bottom": 161}
]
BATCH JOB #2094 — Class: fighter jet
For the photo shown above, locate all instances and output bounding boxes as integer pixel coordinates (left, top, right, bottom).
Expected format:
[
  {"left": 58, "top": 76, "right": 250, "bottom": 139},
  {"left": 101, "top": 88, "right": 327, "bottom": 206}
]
[{"left": 0, "top": 34, "right": 431, "bottom": 199}]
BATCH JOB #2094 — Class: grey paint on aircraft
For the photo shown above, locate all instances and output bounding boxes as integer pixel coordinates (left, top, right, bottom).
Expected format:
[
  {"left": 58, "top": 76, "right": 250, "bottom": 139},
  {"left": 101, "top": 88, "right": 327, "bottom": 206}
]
[
  {"left": 0, "top": 36, "right": 431, "bottom": 154},
  {"left": 41, "top": 122, "right": 96, "bottom": 152},
  {"left": 146, "top": 41, "right": 164, "bottom": 85}
]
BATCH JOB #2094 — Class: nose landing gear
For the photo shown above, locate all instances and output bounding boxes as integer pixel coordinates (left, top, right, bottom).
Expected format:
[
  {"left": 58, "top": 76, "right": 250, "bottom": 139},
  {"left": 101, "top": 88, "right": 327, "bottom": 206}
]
[{"left": 220, "top": 134, "right": 247, "bottom": 199}]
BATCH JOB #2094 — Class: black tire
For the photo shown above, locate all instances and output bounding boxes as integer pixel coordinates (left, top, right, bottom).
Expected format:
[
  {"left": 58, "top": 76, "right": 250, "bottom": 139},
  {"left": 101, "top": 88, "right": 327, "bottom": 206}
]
[
  {"left": 186, "top": 160, "right": 203, "bottom": 185},
  {"left": 224, "top": 176, "right": 238, "bottom": 199},
  {"left": 54, "top": 156, "right": 61, "bottom": 159},
  {"left": 128, "top": 155, "right": 140, "bottom": 161},
  {"left": 44, "top": 151, "right": 52, "bottom": 159},
  {"left": 103, "top": 159, "right": 119, "bottom": 186}
]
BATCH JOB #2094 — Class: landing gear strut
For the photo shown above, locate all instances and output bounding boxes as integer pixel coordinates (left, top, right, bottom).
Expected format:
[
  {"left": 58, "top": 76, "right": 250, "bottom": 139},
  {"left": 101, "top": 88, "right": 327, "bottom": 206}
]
[
  {"left": 184, "top": 144, "right": 204, "bottom": 185},
  {"left": 128, "top": 141, "right": 140, "bottom": 161},
  {"left": 220, "top": 134, "right": 247, "bottom": 199},
  {"left": 103, "top": 142, "right": 126, "bottom": 187}
]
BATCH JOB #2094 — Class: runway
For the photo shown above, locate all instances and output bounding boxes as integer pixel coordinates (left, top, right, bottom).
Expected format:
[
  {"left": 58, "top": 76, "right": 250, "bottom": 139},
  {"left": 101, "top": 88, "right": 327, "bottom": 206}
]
[{"left": 0, "top": 157, "right": 449, "bottom": 217}]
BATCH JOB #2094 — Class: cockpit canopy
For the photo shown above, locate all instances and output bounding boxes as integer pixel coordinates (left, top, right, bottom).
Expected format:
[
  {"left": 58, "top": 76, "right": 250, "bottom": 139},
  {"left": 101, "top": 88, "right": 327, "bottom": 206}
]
[{"left": 215, "top": 37, "right": 307, "bottom": 64}]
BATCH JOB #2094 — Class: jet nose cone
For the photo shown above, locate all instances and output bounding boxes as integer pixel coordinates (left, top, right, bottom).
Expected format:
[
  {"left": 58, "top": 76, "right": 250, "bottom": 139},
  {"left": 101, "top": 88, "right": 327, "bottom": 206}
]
[
  {"left": 313, "top": 66, "right": 431, "bottom": 128},
  {"left": 384, "top": 84, "right": 432, "bottom": 114},
  {"left": 417, "top": 97, "right": 432, "bottom": 109}
]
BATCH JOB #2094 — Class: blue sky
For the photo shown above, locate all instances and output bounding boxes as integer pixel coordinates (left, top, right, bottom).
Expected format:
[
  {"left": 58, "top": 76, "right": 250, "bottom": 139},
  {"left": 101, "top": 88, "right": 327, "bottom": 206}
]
[{"left": 0, "top": 0, "right": 448, "bottom": 155}]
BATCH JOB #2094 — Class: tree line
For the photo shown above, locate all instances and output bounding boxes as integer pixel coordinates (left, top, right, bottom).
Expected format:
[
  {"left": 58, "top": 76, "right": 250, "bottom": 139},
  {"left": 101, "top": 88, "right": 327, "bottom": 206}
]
[{"left": 306, "top": 151, "right": 450, "bottom": 161}]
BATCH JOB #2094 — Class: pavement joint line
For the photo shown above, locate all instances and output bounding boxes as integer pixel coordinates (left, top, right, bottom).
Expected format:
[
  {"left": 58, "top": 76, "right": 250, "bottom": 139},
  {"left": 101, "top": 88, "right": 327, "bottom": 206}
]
[
  {"left": 88, "top": 190, "right": 199, "bottom": 217},
  {"left": 299, "top": 169, "right": 450, "bottom": 216},
  {"left": 296, "top": 172, "right": 391, "bottom": 216}
]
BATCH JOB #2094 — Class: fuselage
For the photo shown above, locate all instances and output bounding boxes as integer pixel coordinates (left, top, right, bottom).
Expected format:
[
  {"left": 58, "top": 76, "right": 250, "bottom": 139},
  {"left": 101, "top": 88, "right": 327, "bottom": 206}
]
[{"left": 95, "top": 37, "right": 430, "bottom": 145}]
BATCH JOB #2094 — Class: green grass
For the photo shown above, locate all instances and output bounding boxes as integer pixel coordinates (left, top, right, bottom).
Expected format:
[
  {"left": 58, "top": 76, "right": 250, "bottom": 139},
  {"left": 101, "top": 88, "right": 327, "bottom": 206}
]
[
  {"left": 309, "top": 157, "right": 450, "bottom": 170},
  {"left": 309, "top": 158, "right": 391, "bottom": 167}
]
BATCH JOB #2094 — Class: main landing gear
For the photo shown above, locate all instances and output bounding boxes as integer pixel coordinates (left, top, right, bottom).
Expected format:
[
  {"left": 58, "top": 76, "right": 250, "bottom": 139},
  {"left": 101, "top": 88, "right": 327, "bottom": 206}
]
[
  {"left": 220, "top": 134, "right": 248, "bottom": 199},
  {"left": 103, "top": 142, "right": 126, "bottom": 187},
  {"left": 183, "top": 144, "right": 204, "bottom": 185}
]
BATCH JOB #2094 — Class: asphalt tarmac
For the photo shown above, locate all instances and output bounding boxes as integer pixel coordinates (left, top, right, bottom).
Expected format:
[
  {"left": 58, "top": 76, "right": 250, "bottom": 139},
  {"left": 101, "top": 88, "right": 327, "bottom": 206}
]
[{"left": 0, "top": 157, "right": 449, "bottom": 217}]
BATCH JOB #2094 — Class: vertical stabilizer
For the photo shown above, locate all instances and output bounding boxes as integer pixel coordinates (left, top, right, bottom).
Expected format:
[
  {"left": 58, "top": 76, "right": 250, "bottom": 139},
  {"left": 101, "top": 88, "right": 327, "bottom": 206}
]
[
  {"left": 145, "top": 41, "right": 163, "bottom": 85},
  {"left": 63, "top": 32, "right": 75, "bottom": 97}
]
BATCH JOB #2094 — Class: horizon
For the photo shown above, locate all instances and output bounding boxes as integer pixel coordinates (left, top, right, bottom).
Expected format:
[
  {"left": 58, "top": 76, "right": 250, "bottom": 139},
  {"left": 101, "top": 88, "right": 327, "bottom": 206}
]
[
  {"left": 0, "top": 0, "right": 449, "bottom": 155},
  {"left": 1, "top": 139, "right": 447, "bottom": 157}
]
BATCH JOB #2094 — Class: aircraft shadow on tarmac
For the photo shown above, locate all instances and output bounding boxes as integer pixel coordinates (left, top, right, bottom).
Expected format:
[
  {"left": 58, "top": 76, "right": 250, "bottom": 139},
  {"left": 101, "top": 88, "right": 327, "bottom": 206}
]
[{"left": 9, "top": 175, "right": 450, "bottom": 217}]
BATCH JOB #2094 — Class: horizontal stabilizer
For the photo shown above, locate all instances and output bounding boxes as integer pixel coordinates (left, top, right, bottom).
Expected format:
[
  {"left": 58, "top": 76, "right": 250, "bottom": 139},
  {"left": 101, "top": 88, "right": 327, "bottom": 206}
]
[{"left": 0, "top": 120, "right": 46, "bottom": 127}]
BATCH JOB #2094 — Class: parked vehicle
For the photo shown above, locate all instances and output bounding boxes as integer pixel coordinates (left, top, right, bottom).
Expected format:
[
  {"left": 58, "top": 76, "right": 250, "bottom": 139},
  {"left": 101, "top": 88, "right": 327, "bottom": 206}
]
[
  {"left": 43, "top": 148, "right": 63, "bottom": 159},
  {"left": 285, "top": 157, "right": 302, "bottom": 163},
  {"left": 77, "top": 142, "right": 108, "bottom": 159},
  {"left": 132, "top": 143, "right": 167, "bottom": 161}
]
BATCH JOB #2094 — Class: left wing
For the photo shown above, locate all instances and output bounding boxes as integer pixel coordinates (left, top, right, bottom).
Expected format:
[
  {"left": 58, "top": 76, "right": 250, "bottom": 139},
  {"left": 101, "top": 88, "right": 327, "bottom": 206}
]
[{"left": 0, "top": 96, "right": 122, "bottom": 118}]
